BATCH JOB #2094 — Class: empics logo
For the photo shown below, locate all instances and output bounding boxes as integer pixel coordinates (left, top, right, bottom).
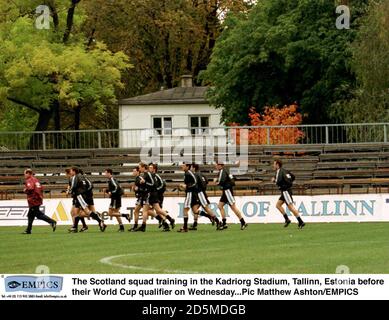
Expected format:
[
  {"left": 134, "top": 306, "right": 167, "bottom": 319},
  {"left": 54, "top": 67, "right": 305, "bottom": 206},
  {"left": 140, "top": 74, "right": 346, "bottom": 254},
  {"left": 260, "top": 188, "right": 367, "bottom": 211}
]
[
  {"left": 5, "top": 276, "right": 63, "bottom": 293},
  {"left": 7, "top": 281, "right": 21, "bottom": 289}
]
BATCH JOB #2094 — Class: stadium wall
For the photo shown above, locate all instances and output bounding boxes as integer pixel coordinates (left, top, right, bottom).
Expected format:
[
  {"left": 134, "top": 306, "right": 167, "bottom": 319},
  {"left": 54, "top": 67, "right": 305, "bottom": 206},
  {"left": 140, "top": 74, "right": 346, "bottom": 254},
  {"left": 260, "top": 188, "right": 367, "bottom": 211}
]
[{"left": 0, "top": 194, "right": 388, "bottom": 226}]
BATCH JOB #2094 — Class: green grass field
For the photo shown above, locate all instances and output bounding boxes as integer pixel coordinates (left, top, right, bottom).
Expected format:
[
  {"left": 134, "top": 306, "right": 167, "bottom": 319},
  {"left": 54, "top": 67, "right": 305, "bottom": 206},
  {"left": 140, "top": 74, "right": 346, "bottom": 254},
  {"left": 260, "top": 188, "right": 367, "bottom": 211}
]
[{"left": 0, "top": 223, "right": 388, "bottom": 274}]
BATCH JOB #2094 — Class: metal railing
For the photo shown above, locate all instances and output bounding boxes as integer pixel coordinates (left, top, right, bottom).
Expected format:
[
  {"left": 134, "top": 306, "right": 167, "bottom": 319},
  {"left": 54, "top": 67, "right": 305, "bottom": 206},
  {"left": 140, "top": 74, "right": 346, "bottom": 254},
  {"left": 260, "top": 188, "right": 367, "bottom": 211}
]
[{"left": 0, "top": 123, "right": 389, "bottom": 151}]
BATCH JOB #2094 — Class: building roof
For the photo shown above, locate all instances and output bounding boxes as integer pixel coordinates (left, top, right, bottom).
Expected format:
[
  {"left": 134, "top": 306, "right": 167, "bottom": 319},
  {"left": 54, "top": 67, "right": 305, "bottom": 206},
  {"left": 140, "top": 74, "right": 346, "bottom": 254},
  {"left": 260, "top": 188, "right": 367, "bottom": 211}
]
[{"left": 118, "top": 86, "right": 209, "bottom": 106}]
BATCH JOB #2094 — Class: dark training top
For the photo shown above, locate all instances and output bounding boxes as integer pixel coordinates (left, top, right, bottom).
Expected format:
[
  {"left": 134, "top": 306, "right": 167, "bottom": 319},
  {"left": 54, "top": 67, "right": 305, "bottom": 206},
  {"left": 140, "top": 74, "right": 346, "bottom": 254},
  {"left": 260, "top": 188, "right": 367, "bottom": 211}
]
[
  {"left": 142, "top": 171, "right": 157, "bottom": 192},
  {"left": 135, "top": 175, "right": 147, "bottom": 197},
  {"left": 184, "top": 170, "right": 198, "bottom": 193},
  {"left": 107, "top": 177, "right": 122, "bottom": 198},
  {"left": 217, "top": 168, "right": 234, "bottom": 190},
  {"left": 275, "top": 168, "right": 293, "bottom": 191},
  {"left": 69, "top": 174, "right": 89, "bottom": 196},
  {"left": 195, "top": 171, "right": 208, "bottom": 192},
  {"left": 154, "top": 173, "right": 166, "bottom": 193}
]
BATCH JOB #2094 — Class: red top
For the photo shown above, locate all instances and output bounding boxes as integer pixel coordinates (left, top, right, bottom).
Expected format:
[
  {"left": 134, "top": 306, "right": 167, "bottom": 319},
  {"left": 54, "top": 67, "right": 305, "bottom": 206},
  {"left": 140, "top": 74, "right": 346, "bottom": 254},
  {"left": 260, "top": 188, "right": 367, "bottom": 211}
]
[{"left": 24, "top": 176, "right": 43, "bottom": 207}]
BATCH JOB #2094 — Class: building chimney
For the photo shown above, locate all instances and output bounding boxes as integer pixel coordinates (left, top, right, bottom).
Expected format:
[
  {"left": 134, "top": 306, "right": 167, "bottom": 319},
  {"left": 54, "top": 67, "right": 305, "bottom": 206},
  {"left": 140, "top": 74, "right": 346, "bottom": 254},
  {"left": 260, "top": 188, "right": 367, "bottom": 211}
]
[{"left": 180, "top": 75, "right": 193, "bottom": 88}]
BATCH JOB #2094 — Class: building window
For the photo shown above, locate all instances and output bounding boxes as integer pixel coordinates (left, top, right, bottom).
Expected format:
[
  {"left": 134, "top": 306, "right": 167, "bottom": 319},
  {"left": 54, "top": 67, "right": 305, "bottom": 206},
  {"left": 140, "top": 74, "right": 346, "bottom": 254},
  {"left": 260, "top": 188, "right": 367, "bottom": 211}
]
[
  {"left": 190, "top": 116, "right": 210, "bottom": 135},
  {"left": 153, "top": 116, "right": 172, "bottom": 135}
]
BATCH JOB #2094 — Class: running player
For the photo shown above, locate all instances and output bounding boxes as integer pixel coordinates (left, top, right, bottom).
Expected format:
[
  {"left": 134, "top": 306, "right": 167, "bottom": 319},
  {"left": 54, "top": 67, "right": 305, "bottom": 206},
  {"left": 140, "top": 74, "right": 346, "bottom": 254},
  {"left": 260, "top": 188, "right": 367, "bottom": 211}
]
[
  {"left": 178, "top": 163, "right": 200, "bottom": 233},
  {"left": 129, "top": 167, "right": 143, "bottom": 231},
  {"left": 22, "top": 169, "right": 56, "bottom": 234},
  {"left": 129, "top": 166, "right": 156, "bottom": 231},
  {"left": 65, "top": 168, "right": 88, "bottom": 232},
  {"left": 104, "top": 168, "right": 130, "bottom": 232},
  {"left": 215, "top": 162, "right": 248, "bottom": 230},
  {"left": 134, "top": 162, "right": 170, "bottom": 232},
  {"left": 149, "top": 163, "right": 175, "bottom": 229},
  {"left": 68, "top": 167, "right": 106, "bottom": 232},
  {"left": 192, "top": 164, "right": 221, "bottom": 230},
  {"left": 272, "top": 159, "right": 305, "bottom": 229}
]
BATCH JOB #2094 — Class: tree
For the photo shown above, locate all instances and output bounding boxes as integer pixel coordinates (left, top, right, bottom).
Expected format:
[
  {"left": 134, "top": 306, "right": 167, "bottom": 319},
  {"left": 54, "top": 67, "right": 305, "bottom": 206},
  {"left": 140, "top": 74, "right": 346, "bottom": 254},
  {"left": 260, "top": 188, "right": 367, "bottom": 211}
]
[
  {"left": 231, "top": 104, "right": 304, "bottom": 145},
  {"left": 201, "top": 0, "right": 369, "bottom": 125},
  {"left": 331, "top": 0, "right": 389, "bottom": 124},
  {"left": 81, "top": 0, "right": 253, "bottom": 98},
  {"left": 0, "top": 0, "right": 131, "bottom": 139}
]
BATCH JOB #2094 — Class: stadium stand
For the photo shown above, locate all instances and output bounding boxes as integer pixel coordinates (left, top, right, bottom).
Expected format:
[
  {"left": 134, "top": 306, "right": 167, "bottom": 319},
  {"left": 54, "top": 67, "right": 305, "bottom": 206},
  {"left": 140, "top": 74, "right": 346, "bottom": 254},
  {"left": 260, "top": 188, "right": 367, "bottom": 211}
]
[{"left": 1, "top": 143, "right": 389, "bottom": 201}]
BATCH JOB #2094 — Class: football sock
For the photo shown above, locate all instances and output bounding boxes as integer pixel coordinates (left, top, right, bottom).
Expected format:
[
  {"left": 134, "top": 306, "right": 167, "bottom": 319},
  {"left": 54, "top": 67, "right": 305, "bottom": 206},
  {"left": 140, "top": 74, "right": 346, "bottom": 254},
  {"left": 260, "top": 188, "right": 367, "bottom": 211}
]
[
  {"left": 80, "top": 218, "right": 87, "bottom": 228},
  {"left": 199, "top": 210, "right": 207, "bottom": 217},
  {"left": 90, "top": 212, "right": 102, "bottom": 223},
  {"left": 73, "top": 216, "right": 80, "bottom": 228}
]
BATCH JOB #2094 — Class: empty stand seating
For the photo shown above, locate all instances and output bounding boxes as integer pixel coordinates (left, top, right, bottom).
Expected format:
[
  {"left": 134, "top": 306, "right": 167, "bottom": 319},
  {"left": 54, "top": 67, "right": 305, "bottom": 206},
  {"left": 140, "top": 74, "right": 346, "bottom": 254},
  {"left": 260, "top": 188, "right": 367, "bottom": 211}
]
[{"left": 1, "top": 143, "right": 389, "bottom": 200}]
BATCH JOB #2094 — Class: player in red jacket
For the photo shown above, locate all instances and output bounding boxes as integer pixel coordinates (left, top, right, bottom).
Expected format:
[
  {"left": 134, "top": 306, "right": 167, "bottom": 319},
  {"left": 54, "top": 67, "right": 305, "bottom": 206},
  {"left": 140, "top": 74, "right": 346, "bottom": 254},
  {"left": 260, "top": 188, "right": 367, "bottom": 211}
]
[{"left": 23, "top": 169, "right": 57, "bottom": 234}]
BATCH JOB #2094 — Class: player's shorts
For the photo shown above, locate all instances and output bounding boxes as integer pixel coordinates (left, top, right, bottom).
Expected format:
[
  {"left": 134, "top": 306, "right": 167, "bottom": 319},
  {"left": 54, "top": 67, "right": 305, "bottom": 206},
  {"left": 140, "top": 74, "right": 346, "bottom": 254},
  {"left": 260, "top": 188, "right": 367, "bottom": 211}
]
[
  {"left": 148, "top": 191, "right": 160, "bottom": 206},
  {"left": 158, "top": 192, "right": 164, "bottom": 208},
  {"left": 184, "top": 192, "right": 200, "bottom": 209},
  {"left": 197, "top": 191, "right": 210, "bottom": 207},
  {"left": 74, "top": 194, "right": 88, "bottom": 210},
  {"left": 279, "top": 189, "right": 294, "bottom": 206},
  {"left": 84, "top": 191, "right": 94, "bottom": 206},
  {"left": 135, "top": 193, "right": 141, "bottom": 206},
  {"left": 220, "top": 189, "right": 236, "bottom": 206},
  {"left": 136, "top": 193, "right": 150, "bottom": 207},
  {"left": 110, "top": 196, "right": 122, "bottom": 209}
]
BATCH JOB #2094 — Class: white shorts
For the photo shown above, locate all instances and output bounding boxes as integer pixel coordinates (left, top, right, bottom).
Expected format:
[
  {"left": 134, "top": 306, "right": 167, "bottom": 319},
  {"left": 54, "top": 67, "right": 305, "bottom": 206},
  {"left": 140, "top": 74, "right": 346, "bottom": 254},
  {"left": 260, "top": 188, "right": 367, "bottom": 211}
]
[{"left": 197, "top": 191, "right": 210, "bottom": 208}]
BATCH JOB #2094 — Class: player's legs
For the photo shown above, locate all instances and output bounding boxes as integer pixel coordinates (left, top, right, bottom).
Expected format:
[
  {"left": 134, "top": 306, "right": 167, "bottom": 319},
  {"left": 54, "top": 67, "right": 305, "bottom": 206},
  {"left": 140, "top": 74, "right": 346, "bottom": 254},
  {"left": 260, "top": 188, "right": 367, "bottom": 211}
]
[
  {"left": 71, "top": 204, "right": 88, "bottom": 231},
  {"left": 34, "top": 208, "right": 56, "bottom": 231},
  {"left": 197, "top": 191, "right": 220, "bottom": 229},
  {"left": 108, "top": 197, "right": 124, "bottom": 229},
  {"left": 77, "top": 195, "right": 106, "bottom": 231},
  {"left": 109, "top": 207, "right": 124, "bottom": 232},
  {"left": 78, "top": 208, "right": 89, "bottom": 231},
  {"left": 69, "top": 207, "right": 81, "bottom": 233},
  {"left": 23, "top": 207, "right": 36, "bottom": 234},
  {"left": 79, "top": 194, "right": 93, "bottom": 231},
  {"left": 276, "top": 199, "right": 291, "bottom": 227},
  {"left": 189, "top": 204, "right": 200, "bottom": 230},
  {"left": 152, "top": 203, "right": 170, "bottom": 231},
  {"left": 229, "top": 204, "right": 248, "bottom": 230},
  {"left": 135, "top": 203, "right": 151, "bottom": 232},
  {"left": 157, "top": 192, "right": 174, "bottom": 228},
  {"left": 223, "top": 189, "right": 247, "bottom": 230},
  {"left": 179, "top": 192, "right": 193, "bottom": 232},
  {"left": 178, "top": 207, "right": 190, "bottom": 233},
  {"left": 281, "top": 190, "right": 305, "bottom": 229},
  {"left": 276, "top": 199, "right": 286, "bottom": 214},
  {"left": 129, "top": 204, "right": 141, "bottom": 231},
  {"left": 286, "top": 204, "right": 305, "bottom": 229},
  {"left": 218, "top": 201, "right": 228, "bottom": 229}
]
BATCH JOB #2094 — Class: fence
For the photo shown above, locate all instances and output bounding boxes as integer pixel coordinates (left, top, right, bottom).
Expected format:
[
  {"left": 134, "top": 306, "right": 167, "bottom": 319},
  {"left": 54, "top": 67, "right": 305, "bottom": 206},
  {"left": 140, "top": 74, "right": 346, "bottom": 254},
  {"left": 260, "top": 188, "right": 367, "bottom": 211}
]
[{"left": 0, "top": 123, "right": 388, "bottom": 151}]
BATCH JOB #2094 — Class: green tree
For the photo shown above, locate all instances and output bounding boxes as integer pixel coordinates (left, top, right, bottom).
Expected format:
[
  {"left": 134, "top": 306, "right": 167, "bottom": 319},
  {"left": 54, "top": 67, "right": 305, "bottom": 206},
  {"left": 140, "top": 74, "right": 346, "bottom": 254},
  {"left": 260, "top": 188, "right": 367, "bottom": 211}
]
[
  {"left": 201, "top": 0, "right": 369, "bottom": 125},
  {"left": 82, "top": 0, "right": 253, "bottom": 98},
  {"left": 0, "top": 0, "right": 131, "bottom": 138},
  {"left": 331, "top": 0, "right": 389, "bottom": 123}
]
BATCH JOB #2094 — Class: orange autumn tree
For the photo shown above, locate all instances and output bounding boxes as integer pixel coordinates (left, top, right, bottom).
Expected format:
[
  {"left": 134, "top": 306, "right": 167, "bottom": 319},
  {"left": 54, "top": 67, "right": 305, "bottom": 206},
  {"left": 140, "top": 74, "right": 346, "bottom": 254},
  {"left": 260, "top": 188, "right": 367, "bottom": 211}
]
[{"left": 230, "top": 104, "right": 304, "bottom": 145}]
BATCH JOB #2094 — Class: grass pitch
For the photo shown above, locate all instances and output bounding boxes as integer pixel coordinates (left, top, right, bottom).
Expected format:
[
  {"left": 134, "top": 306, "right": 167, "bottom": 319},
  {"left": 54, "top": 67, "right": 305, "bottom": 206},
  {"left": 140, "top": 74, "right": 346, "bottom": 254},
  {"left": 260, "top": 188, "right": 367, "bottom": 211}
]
[{"left": 0, "top": 223, "right": 388, "bottom": 274}]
